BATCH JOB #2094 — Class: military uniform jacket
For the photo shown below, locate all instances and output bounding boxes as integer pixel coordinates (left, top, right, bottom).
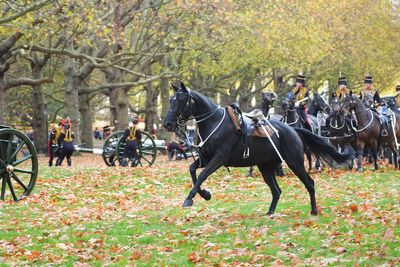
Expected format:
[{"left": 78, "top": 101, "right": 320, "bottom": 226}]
[
  {"left": 292, "top": 86, "right": 309, "bottom": 106},
  {"left": 123, "top": 126, "right": 142, "bottom": 142},
  {"left": 336, "top": 87, "right": 349, "bottom": 100},
  {"left": 57, "top": 129, "right": 74, "bottom": 146}
]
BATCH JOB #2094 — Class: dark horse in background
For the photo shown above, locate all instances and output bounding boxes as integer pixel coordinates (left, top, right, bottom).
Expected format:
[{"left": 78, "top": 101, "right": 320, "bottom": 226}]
[
  {"left": 342, "top": 93, "right": 398, "bottom": 170},
  {"left": 281, "top": 91, "right": 328, "bottom": 171},
  {"left": 326, "top": 96, "right": 356, "bottom": 169},
  {"left": 164, "top": 82, "right": 350, "bottom": 215}
]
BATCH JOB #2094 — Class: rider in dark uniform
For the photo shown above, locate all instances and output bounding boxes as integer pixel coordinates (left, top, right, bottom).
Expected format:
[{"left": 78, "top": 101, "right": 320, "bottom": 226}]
[
  {"left": 121, "top": 116, "right": 142, "bottom": 167},
  {"left": 292, "top": 74, "right": 311, "bottom": 131},
  {"left": 56, "top": 119, "right": 74, "bottom": 166},
  {"left": 360, "top": 75, "right": 381, "bottom": 110},
  {"left": 335, "top": 76, "right": 350, "bottom": 100},
  {"left": 48, "top": 124, "right": 58, "bottom": 166}
]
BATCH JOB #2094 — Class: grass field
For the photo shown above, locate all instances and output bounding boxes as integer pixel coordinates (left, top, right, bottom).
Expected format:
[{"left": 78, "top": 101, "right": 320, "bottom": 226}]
[{"left": 0, "top": 155, "right": 399, "bottom": 266}]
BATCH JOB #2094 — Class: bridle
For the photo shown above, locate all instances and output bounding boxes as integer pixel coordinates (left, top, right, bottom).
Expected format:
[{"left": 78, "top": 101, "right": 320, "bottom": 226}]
[{"left": 172, "top": 89, "right": 225, "bottom": 148}]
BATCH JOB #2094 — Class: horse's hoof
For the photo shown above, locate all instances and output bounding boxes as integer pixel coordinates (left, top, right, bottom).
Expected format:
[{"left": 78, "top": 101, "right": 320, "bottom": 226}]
[
  {"left": 200, "top": 189, "right": 212, "bottom": 201},
  {"left": 246, "top": 173, "right": 254, "bottom": 177},
  {"left": 182, "top": 198, "right": 193, "bottom": 207},
  {"left": 267, "top": 211, "right": 274, "bottom": 216},
  {"left": 311, "top": 210, "right": 318, "bottom": 216}
]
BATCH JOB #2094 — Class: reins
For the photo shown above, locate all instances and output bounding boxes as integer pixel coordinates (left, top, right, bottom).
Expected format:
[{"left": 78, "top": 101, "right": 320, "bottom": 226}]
[{"left": 350, "top": 109, "right": 374, "bottom": 133}]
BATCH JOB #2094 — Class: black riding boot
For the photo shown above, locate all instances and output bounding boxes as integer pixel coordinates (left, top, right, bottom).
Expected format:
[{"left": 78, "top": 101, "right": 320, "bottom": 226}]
[{"left": 67, "top": 158, "right": 72, "bottom": 166}]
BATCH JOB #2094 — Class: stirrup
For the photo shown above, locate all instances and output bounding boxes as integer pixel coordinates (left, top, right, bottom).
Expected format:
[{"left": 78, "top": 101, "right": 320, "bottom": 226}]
[
  {"left": 243, "top": 147, "right": 250, "bottom": 159},
  {"left": 381, "top": 130, "right": 388, "bottom": 136}
]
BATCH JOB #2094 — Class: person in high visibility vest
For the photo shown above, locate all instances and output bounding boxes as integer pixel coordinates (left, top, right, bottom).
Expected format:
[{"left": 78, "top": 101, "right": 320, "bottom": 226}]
[
  {"left": 121, "top": 116, "right": 142, "bottom": 166},
  {"left": 56, "top": 120, "right": 74, "bottom": 166}
]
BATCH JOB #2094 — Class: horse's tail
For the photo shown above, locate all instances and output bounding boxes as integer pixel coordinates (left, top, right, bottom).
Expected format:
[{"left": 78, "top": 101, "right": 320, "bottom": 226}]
[{"left": 294, "top": 128, "right": 352, "bottom": 167}]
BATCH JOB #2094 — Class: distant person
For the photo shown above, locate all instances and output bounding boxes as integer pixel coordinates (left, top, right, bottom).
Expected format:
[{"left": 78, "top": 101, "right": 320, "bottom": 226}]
[
  {"left": 56, "top": 119, "right": 74, "bottom": 166},
  {"left": 167, "top": 133, "right": 187, "bottom": 161},
  {"left": 121, "top": 116, "right": 142, "bottom": 167},
  {"left": 94, "top": 127, "right": 101, "bottom": 140},
  {"left": 103, "top": 126, "right": 111, "bottom": 139},
  {"left": 48, "top": 124, "right": 58, "bottom": 166}
]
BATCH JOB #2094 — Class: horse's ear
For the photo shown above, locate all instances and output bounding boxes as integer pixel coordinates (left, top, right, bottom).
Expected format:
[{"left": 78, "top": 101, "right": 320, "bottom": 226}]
[
  {"left": 180, "top": 81, "right": 188, "bottom": 93},
  {"left": 349, "top": 90, "right": 353, "bottom": 96},
  {"left": 358, "top": 92, "right": 362, "bottom": 100},
  {"left": 331, "top": 93, "right": 336, "bottom": 99},
  {"left": 170, "top": 82, "right": 179, "bottom": 92}
]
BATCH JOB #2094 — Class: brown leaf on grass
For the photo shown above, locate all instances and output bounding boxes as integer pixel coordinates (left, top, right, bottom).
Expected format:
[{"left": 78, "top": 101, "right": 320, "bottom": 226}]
[
  {"left": 349, "top": 204, "right": 358, "bottom": 212},
  {"left": 188, "top": 252, "right": 202, "bottom": 263},
  {"left": 130, "top": 251, "right": 144, "bottom": 260}
]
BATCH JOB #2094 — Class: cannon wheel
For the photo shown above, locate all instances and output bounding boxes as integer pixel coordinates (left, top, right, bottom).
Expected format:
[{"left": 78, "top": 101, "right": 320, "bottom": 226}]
[
  {"left": 102, "top": 131, "right": 125, "bottom": 166},
  {"left": 0, "top": 129, "right": 38, "bottom": 201},
  {"left": 116, "top": 131, "right": 157, "bottom": 167}
]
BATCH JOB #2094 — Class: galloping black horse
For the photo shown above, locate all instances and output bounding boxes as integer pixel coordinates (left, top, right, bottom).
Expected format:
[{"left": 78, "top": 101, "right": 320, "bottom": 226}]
[{"left": 163, "top": 82, "right": 350, "bottom": 215}]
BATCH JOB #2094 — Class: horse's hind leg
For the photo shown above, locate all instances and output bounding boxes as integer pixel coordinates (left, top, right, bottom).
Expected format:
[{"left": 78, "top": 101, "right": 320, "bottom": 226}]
[
  {"left": 286, "top": 161, "right": 318, "bottom": 215},
  {"left": 258, "top": 162, "right": 282, "bottom": 215},
  {"left": 189, "top": 159, "right": 212, "bottom": 201},
  {"left": 183, "top": 157, "right": 223, "bottom": 207}
]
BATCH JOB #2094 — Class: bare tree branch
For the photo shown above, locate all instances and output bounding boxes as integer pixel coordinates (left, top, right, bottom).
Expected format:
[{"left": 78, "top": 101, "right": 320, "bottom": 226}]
[
  {"left": 80, "top": 73, "right": 176, "bottom": 94},
  {"left": 0, "top": 0, "right": 54, "bottom": 25},
  {"left": 5, "top": 77, "right": 54, "bottom": 90}
]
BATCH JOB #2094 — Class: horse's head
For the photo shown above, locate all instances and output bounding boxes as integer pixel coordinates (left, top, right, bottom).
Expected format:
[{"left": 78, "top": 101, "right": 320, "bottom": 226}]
[
  {"left": 313, "top": 92, "right": 330, "bottom": 113},
  {"left": 362, "top": 92, "right": 374, "bottom": 108},
  {"left": 163, "top": 82, "right": 194, "bottom": 131},
  {"left": 261, "top": 91, "right": 277, "bottom": 106},
  {"left": 281, "top": 91, "right": 295, "bottom": 111},
  {"left": 330, "top": 96, "right": 343, "bottom": 115},
  {"left": 341, "top": 92, "right": 358, "bottom": 113},
  {"left": 383, "top": 97, "right": 397, "bottom": 108}
]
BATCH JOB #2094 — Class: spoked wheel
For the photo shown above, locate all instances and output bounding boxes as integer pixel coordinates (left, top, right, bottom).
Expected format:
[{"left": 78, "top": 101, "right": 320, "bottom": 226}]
[
  {"left": 116, "top": 131, "right": 157, "bottom": 167},
  {"left": 0, "top": 129, "right": 38, "bottom": 201},
  {"left": 102, "top": 131, "right": 124, "bottom": 166}
]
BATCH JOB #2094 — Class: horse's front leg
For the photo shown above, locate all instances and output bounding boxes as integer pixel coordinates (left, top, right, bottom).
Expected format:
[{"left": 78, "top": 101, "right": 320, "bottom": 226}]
[
  {"left": 183, "top": 157, "right": 223, "bottom": 207},
  {"left": 189, "top": 159, "right": 212, "bottom": 201}
]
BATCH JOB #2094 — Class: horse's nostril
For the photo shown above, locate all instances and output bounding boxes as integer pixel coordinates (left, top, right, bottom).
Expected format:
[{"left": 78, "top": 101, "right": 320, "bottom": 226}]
[{"left": 164, "top": 122, "right": 172, "bottom": 129}]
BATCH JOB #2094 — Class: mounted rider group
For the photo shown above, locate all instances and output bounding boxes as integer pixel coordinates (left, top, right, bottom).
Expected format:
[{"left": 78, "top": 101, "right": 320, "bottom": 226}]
[{"left": 272, "top": 73, "right": 400, "bottom": 171}]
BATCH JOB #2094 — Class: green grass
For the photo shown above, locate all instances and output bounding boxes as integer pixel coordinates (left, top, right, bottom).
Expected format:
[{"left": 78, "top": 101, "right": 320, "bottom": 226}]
[{"left": 0, "top": 157, "right": 399, "bottom": 266}]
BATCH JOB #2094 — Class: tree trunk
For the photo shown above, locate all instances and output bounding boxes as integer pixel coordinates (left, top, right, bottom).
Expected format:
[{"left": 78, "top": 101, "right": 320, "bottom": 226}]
[
  {"left": 79, "top": 93, "right": 93, "bottom": 148},
  {"left": 31, "top": 66, "right": 47, "bottom": 154},
  {"left": 115, "top": 88, "right": 129, "bottom": 131},
  {"left": 144, "top": 77, "right": 159, "bottom": 132},
  {"left": 63, "top": 56, "right": 81, "bottom": 144},
  {"left": 0, "top": 74, "right": 6, "bottom": 125},
  {"left": 109, "top": 89, "right": 117, "bottom": 127},
  {"left": 273, "top": 69, "right": 286, "bottom": 115},
  {"left": 160, "top": 76, "right": 169, "bottom": 121}
]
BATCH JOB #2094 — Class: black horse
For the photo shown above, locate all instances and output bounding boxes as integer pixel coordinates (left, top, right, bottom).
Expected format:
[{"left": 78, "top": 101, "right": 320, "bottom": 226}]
[
  {"left": 281, "top": 91, "right": 322, "bottom": 171},
  {"left": 307, "top": 92, "right": 331, "bottom": 136},
  {"left": 163, "top": 82, "right": 350, "bottom": 215}
]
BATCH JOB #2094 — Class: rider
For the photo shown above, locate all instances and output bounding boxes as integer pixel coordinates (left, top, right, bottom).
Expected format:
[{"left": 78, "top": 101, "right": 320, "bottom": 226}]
[
  {"left": 56, "top": 118, "right": 74, "bottom": 166},
  {"left": 121, "top": 115, "right": 142, "bottom": 167},
  {"left": 48, "top": 124, "right": 58, "bottom": 166},
  {"left": 360, "top": 75, "right": 381, "bottom": 110},
  {"left": 292, "top": 74, "right": 311, "bottom": 131},
  {"left": 335, "top": 76, "right": 350, "bottom": 100}
]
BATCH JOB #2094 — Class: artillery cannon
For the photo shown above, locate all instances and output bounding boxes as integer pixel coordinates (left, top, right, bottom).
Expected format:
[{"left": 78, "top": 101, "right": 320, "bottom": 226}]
[
  {"left": 0, "top": 126, "right": 38, "bottom": 201},
  {"left": 74, "top": 131, "right": 161, "bottom": 167}
]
